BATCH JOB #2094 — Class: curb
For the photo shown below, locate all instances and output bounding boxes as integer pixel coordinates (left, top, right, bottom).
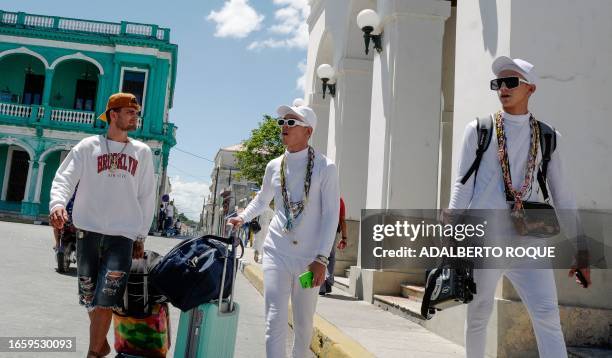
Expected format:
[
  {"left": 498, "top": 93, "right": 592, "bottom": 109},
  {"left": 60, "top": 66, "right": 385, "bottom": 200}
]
[{"left": 240, "top": 261, "right": 374, "bottom": 358}]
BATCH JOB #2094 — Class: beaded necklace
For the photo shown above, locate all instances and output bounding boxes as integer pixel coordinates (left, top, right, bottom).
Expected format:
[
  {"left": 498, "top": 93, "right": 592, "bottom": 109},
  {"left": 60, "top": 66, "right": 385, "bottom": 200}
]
[
  {"left": 280, "top": 146, "right": 315, "bottom": 233},
  {"left": 494, "top": 110, "right": 539, "bottom": 217}
]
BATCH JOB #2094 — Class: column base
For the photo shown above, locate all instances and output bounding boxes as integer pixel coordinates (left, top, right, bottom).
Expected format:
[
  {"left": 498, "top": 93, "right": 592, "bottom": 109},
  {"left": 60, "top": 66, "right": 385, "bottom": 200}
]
[{"left": 20, "top": 201, "right": 40, "bottom": 218}]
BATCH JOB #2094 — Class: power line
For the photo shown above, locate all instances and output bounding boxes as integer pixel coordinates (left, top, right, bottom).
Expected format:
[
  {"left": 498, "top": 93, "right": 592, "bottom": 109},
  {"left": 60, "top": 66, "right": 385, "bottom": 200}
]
[
  {"left": 173, "top": 147, "right": 215, "bottom": 163},
  {"left": 167, "top": 163, "right": 209, "bottom": 181}
]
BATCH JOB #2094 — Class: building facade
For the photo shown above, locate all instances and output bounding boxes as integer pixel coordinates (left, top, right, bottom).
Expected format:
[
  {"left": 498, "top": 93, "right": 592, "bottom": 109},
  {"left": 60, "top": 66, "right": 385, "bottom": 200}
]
[
  {"left": 199, "top": 144, "right": 259, "bottom": 235},
  {"left": 0, "top": 10, "right": 177, "bottom": 223},
  {"left": 304, "top": 0, "right": 611, "bottom": 356}
]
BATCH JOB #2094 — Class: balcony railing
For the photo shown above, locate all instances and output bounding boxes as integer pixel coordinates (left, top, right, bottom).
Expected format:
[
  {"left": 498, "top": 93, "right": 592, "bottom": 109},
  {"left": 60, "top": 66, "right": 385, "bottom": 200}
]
[
  {"left": 0, "top": 102, "right": 176, "bottom": 143},
  {"left": 51, "top": 108, "right": 95, "bottom": 125},
  {"left": 0, "top": 102, "right": 31, "bottom": 118},
  {"left": 0, "top": 11, "right": 170, "bottom": 42}
]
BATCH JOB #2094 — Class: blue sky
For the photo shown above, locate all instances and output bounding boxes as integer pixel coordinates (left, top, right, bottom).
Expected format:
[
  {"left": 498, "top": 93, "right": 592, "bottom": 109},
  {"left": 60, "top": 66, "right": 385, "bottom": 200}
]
[{"left": 2, "top": 0, "right": 309, "bottom": 220}]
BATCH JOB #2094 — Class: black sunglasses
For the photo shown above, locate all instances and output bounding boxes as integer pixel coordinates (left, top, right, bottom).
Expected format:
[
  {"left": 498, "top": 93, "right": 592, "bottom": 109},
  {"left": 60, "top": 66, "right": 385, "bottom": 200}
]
[{"left": 490, "top": 77, "right": 531, "bottom": 90}]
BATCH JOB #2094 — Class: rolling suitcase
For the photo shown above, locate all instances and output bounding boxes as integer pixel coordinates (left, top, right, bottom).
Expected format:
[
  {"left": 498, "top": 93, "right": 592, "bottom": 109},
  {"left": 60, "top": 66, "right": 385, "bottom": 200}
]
[{"left": 173, "top": 235, "right": 240, "bottom": 358}]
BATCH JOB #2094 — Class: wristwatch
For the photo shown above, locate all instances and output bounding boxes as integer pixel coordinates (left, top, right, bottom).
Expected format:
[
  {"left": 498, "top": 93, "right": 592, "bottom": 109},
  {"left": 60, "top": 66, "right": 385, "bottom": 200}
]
[
  {"left": 136, "top": 235, "right": 146, "bottom": 243},
  {"left": 315, "top": 254, "right": 329, "bottom": 266}
]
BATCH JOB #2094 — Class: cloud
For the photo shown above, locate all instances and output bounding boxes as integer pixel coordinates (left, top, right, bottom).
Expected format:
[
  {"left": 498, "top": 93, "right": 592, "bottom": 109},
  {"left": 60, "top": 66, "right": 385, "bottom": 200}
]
[
  {"left": 248, "top": 0, "right": 310, "bottom": 50},
  {"left": 296, "top": 60, "right": 307, "bottom": 92},
  {"left": 168, "top": 176, "right": 210, "bottom": 222},
  {"left": 207, "top": 0, "right": 265, "bottom": 39}
]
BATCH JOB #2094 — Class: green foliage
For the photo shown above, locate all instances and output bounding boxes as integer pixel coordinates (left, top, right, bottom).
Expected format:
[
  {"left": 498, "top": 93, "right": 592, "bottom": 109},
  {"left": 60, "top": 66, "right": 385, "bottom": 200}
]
[
  {"left": 176, "top": 212, "right": 196, "bottom": 226},
  {"left": 235, "top": 115, "right": 284, "bottom": 186}
]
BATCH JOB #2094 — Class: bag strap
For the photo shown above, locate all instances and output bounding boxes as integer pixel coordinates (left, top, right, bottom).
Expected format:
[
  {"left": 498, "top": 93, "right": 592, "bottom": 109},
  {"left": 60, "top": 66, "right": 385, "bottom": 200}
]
[
  {"left": 536, "top": 121, "right": 557, "bottom": 202},
  {"left": 460, "top": 116, "right": 493, "bottom": 185},
  {"left": 421, "top": 267, "right": 444, "bottom": 319},
  {"left": 205, "top": 235, "right": 245, "bottom": 259}
]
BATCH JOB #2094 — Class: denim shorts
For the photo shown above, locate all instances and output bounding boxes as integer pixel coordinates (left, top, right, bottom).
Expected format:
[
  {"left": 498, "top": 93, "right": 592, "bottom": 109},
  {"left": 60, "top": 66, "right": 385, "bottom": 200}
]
[{"left": 76, "top": 231, "right": 133, "bottom": 311}]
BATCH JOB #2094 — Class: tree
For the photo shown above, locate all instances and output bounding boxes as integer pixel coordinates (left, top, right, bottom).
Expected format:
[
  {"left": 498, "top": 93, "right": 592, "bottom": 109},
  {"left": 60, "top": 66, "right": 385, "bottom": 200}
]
[{"left": 235, "top": 115, "right": 284, "bottom": 186}]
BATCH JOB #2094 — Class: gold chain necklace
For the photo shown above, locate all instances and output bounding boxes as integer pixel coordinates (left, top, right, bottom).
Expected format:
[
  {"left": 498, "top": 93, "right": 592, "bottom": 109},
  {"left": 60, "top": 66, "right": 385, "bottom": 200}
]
[{"left": 104, "top": 135, "right": 129, "bottom": 173}]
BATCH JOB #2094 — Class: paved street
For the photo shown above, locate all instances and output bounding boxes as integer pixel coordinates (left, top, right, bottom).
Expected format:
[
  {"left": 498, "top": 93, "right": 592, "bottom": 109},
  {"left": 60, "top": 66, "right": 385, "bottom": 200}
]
[{"left": 0, "top": 221, "right": 277, "bottom": 357}]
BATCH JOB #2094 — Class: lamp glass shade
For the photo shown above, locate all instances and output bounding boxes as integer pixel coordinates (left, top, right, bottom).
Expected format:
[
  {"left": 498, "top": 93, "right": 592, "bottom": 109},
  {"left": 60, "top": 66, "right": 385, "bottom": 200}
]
[
  {"left": 316, "top": 64, "right": 335, "bottom": 80},
  {"left": 357, "top": 9, "right": 380, "bottom": 29}
]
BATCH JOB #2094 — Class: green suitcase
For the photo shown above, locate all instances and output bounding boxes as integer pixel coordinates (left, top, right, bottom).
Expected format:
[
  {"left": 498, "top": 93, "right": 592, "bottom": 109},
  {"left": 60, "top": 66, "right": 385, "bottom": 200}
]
[{"left": 174, "top": 238, "right": 240, "bottom": 358}]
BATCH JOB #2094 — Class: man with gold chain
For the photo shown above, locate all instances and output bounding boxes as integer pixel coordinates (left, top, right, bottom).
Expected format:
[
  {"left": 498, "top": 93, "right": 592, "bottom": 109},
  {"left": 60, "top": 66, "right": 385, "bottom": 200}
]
[
  {"left": 229, "top": 101, "right": 340, "bottom": 358},
  {"left": 49, "top": 93, "right": 156, "bottom": 358}
]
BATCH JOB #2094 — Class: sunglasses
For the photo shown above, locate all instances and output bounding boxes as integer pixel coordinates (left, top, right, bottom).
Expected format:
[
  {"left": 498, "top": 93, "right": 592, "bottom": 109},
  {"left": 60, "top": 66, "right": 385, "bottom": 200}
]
[
  {"left": 277, "top": 118, "right": 309, "bottom": 128},
  {"left": 490, "top": 77, "right": 531, "bottom": 90}
]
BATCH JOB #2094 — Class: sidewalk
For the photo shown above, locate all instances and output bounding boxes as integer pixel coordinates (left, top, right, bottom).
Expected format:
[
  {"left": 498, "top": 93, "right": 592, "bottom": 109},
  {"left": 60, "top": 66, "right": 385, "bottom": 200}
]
[{"left": 239, "top": 246, "right": 464, "bottom": 358}]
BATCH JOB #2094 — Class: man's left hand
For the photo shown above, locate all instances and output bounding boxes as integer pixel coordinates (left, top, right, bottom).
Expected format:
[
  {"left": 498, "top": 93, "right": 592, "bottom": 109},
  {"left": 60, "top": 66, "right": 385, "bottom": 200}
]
[
  {"left": 309, "top": 261, "right": 326, "bottom": 287},
  {"left": 133, "top": 240, "right": 144, "bottom": 259},
  {"left": 568, "top": 267, "right": 591, "bottom": 288}
]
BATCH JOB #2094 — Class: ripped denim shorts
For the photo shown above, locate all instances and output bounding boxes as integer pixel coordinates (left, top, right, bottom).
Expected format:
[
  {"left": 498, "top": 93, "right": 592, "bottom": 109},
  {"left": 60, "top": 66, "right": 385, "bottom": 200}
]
[{"left": 76, "top": 230, "right": 133, "bottom": 311}]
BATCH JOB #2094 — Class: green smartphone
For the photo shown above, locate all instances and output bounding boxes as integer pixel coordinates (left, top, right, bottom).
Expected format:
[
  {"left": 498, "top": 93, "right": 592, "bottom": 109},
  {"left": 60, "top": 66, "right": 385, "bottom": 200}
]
[{"left": 299, "top": 270, "right": 314, "bottom": 289}]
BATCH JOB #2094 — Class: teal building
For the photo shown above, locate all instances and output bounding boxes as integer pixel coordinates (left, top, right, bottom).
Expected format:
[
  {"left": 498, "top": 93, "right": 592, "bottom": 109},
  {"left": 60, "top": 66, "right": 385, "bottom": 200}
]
[{"left": 0, "top": 10, "right": 177, "bottom": 221}]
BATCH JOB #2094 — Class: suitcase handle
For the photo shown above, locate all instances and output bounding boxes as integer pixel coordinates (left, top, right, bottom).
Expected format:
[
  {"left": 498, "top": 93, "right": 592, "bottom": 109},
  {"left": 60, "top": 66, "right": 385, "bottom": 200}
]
[{"left": 218, "top": 228, "right": 240, "bottom": 314}]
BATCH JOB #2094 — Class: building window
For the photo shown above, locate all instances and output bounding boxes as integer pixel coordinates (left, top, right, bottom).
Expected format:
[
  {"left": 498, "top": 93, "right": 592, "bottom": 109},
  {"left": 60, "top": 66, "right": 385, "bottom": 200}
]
[
  {"left": 74, "top": 79, "right": 97, "bottom": 111},
  {"left": 119, "top": 68, "right": 148, "bottom": 112},
  {"left": 22, "top": 74, "right": 44, "bottom": 105}
]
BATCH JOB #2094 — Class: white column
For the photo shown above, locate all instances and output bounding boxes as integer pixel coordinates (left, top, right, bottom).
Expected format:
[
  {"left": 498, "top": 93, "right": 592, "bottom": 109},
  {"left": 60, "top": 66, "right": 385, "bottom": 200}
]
[
  {"left": 33, "top": 161, "right": 46, "bottom": 203},
  {"left": 365, "top": 0, "right": 451, "bottom": 210},
  {"left": 356, "top": 0, "right": 451, "bottom": 301},
  {"left": 307, "top": 91, "right": 330, "bottom": 154},
  {"left": 23, "top": 160, "right": 34, "bottom": 202},
  {"left": 328, "top": 58, "right": 373, "bottom": 220}
]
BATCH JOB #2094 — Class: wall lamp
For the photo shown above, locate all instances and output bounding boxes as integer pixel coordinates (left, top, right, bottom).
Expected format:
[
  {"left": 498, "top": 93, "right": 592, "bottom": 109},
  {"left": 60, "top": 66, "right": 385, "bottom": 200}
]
[
  {"left": 357, "top": 9, "right": 383, "bottom": 55},
  {"left": 316, "top": 64, "right": 336, "bottom": 99}
]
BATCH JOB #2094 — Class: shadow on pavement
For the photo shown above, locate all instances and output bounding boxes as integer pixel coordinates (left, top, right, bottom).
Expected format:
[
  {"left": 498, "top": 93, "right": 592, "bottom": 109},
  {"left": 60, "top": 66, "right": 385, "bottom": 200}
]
[{"left": 321, "top": 294, "right": 358, "bottom": 301}]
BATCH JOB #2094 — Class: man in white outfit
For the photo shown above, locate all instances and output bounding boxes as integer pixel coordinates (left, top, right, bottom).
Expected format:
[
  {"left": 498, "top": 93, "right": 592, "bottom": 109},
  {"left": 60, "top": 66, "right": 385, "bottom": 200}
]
[
  {"left": 229, "top": 103, "right": 340, "bottom": 358},
  {"left": 448, "top": 57, "right": 591, "bottom": 358}
]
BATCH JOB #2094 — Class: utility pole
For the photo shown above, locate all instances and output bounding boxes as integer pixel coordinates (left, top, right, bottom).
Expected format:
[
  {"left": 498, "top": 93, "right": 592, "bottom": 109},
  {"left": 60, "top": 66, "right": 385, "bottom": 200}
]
[{"left": 209, "top": 165, "right": 220, "bottom": 234}]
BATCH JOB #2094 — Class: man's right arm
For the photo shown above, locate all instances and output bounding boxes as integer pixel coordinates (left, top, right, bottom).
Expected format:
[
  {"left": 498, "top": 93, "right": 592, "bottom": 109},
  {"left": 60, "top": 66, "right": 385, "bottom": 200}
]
[
  {"left": 50, "top": 144, "right": 84, "bottom": 213},
  {"left": 237, "top": 162, "right": 276, "bottom": 223},
  {"left": 448, "top": 121, "right": 478, "bottom": 210}
]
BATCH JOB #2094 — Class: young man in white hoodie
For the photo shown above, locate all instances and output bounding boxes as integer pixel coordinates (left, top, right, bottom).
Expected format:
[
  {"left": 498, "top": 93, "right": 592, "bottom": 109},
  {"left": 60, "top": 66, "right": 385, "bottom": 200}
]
[
  {"left": 49, "top": 93, "right": 156, "bottom": 358},
  {"left": 449, "top": 57, "right": 591, "bottom": 358},
  {"left": 229, "top": 102, "right": 340, "bottom": 358}
]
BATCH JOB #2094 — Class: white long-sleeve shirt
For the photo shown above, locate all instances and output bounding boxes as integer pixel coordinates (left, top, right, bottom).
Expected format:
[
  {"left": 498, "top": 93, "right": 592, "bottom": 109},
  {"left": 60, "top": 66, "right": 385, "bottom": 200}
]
[
  {"left": 449, "top": 112, "right": 577, "bottom": 210},
  {"left": 239, "top": 147, "right": 340, "bottom": 260},
  {"left": 50, "top": 135, "right": 156, "bottom": 240}
]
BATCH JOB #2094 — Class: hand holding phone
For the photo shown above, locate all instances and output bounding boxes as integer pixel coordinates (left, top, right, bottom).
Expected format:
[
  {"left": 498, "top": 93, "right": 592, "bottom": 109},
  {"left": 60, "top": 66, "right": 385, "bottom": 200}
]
[{"left": 299, "top": 271, "right": 313, "bottom": 289}]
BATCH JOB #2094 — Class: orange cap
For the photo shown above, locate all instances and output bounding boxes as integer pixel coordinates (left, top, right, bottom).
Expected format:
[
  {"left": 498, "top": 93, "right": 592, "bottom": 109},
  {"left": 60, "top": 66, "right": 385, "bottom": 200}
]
[{"left": 98, "top": 93, "right": 141, "bottom": 122}]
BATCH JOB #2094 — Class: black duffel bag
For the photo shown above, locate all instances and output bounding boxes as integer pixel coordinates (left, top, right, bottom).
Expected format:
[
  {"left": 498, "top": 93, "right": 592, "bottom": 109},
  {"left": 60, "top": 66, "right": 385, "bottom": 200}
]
[{"left": 149, "top": 235, "right": 244, "bottom": 311}]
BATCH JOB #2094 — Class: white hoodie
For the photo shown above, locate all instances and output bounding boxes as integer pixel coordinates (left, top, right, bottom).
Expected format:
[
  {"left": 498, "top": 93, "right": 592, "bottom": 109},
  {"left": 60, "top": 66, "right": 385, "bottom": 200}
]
[{"left": 50, "top": 135, "right": 156, "bottom": 240}]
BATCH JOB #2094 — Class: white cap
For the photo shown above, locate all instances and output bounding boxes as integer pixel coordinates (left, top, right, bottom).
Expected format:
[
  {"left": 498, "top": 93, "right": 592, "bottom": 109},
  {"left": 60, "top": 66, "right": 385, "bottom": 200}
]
[
  {"left": 276, "top": 104, "right": 317, "bottom": 132},
  {"left": 492, "top": 56, "right": 537, "bottom": 84}
]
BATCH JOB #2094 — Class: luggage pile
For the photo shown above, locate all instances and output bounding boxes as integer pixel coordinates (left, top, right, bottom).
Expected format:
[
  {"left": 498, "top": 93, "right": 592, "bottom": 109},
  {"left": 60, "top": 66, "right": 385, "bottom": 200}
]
[{"left": 113, "top": 234, "right": 243, "bottom": 358}]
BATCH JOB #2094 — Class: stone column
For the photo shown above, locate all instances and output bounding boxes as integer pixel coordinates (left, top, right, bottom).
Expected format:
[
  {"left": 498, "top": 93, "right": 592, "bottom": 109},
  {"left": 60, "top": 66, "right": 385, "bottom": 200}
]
[
  {"left": 33, "top": 161, "right": 46, "bottom": 204},
  {"left": 355, "top": 0, "right": 451, "bottom": 301},
  {"left": 40, "top": 68, "right": 54, "bottom": 125},
  {"left": 20, "top": 159, "right": 40, "bottom": 217},
  {"left": 94, "top": 74, "right": 107, "bottom": 128},
  {"left": 330, "top": 57, "right": 373, "bottom": 220},
  {"left": 307, "top": 91, "right": 330, "bottom": 154}
]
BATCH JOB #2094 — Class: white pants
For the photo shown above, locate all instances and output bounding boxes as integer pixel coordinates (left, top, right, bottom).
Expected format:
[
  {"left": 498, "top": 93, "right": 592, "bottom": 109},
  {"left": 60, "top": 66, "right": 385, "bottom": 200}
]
[
  {"left": 466, "top": 268, "right": 567, "bottom": 358},
  {"left": 263, "top": 251, "right": 318, "bottom": 358}
]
